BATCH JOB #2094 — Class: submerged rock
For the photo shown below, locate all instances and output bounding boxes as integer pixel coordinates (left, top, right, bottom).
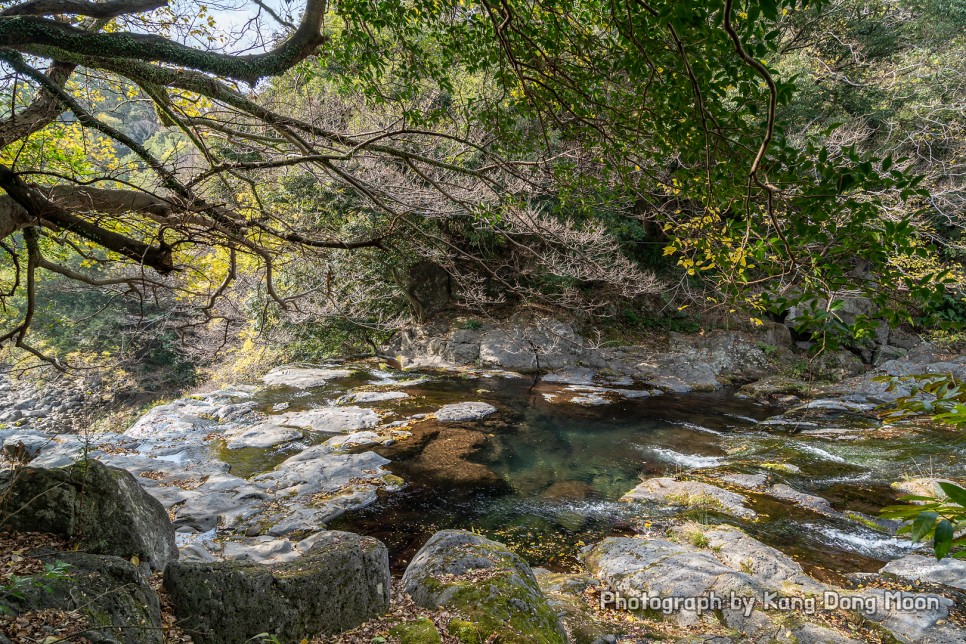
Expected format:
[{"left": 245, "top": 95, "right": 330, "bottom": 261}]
[
  {"left": 621, "top": 477, "right": 757, "bottom": 519},
  {"left": 402, "top": 530, "right": 566, "bottom": 643},
  {"left": 164, "top": 531, "right": 390, "bottom": 643},
  {"left": 0, "top": 459, "right": 177, "bottom": 571},
  {"left": 434, "top": 401, "right": 498, "bottom": 422}
]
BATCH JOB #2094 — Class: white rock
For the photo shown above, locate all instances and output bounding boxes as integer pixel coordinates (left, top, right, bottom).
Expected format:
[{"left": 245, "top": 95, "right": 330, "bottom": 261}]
[
  {"left": 880, "top": 554, "right": 966, "bottom": 591},
  {"left": 224, "top": 420, "right": 301, "bottom": 449},
  {"left": 284, "top": 407, "right": 380, "bottom": 433},
  {"left": 434, "top": 402, "right": 498, "bottom": 422},
  {"left": 262, "top": 366, "right": 353, "bottom": 388},
  {"left": 338, "top": 391, "right": 409, "bottom": 404}
]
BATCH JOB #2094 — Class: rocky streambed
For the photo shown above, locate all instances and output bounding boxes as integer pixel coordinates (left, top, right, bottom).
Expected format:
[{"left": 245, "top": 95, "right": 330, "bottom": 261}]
[{"left": 2, "top": 338, "right": 966, "bottom": 642}]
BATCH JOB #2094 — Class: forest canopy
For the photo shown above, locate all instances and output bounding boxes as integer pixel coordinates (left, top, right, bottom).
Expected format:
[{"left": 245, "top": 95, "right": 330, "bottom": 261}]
[{"left": 0, "top": 0, "right": 962, "bottom": 379}]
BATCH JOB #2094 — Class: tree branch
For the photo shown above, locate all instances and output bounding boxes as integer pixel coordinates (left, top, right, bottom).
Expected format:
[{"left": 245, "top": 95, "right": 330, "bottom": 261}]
[
  {"left": 0, "top": 0, "right": 165, "bottom": 18},
  {"left": 0, "top": 0, "right": 327, "bottom": 84},
  {"left": 0, "top": 164, "right": 174, "bottom": 272}
]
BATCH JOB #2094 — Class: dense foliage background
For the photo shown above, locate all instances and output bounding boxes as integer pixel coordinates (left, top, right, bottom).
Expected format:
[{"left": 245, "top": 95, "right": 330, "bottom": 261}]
[{"left": 0, "top": 0, "right": 962, "bottom": 389}]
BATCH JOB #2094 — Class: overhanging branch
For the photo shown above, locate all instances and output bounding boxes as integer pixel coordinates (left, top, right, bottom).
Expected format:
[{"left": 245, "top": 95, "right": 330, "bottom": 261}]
[
  {"left": 0, "top": 0, "right": 327, "bottom": 84},
  {"left": 0, "top": 0, "right": 166, "bottom": 18}
]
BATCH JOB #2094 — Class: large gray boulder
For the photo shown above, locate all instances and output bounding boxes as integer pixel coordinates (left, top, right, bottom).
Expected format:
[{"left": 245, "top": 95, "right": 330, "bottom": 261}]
[
  {"left": 583, "top": 537, "right": 770, "bottom": 630},
  {"left": 479, "top": 319, "right": 583, "bottom": 372},
  {"left": 164, "top": 531, "right": 390, "bottom": 643},
  {"left": 583, "top": 537, "right": 855, "bottom": 643},
  {"left": 402, "top": 530, "right": 566, "bottom": 644},
  {"left": 1, "top": 550, "right": 163, "bottom": 644},
  {"left": 0, "top": 460, "right": 177, "bottom": 571}
]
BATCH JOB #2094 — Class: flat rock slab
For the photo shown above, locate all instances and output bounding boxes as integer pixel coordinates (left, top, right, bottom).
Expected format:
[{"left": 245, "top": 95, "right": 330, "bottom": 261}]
[
  {"left": 765, "top": 483, "right": 841, "bottom": 517},
  {"left": 224, "top": 420, "right": 301, "bottom": 449},
  {"left": 582, "top": 537, "right": 769, "bottom": 632},
  {"left": 880, "top": 554, "right": 966, "bottom": 591},
  {"left": 622, "top": 477, "right": 757, "bottom": 519},
  {"left": 262, "top": 366, "right": 353, "bottom": 388},
  {"left": 719, "top": 473, "right": 770, "bottom": 490},
  {"left": 339, "top": 391, "right": 409, "bottom": 404},
  {"left": 434, "top": 401, "right": 498, "bottom": 422},
  {"left": 676, "top": 524, "right": 824, "bottom": 594},
  {"left": 583, "top": 536, "right": 857, "bottom": 642},
  {"left": 542, "top": 367, "right": 598, "bottom": 385},
  {"left": 284, "top": 407, "right": 380, "bottom": 433},
  {"left": 254, "top": 445, "right": 390, "bottom": 498}
]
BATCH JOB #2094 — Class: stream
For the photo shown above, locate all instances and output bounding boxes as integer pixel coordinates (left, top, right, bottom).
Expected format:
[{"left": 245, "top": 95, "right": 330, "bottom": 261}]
[{"left": 229, "top": 367, "right": 964, "bottom": 578}]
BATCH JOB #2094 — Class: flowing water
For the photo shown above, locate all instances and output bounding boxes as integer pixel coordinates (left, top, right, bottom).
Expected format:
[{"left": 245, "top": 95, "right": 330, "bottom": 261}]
[{"left": 238, "top": 366, "right": 966, "bottom": 576}]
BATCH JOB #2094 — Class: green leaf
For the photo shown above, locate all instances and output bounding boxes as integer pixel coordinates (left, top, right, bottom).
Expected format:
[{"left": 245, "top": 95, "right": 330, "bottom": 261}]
[
  {"left": 934, "top": 520, "right": 954, "bottom": 560},
  {"left": 910, "top": 512, "right": 938, "bottom": 542},
  {"left": 938, "top": 482, "right": 966, "bottom": 507}
]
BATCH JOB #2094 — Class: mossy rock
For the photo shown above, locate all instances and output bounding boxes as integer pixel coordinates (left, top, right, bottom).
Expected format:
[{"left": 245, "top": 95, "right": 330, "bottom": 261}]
[
  {"left": 164, "top": 531, "right": 390, "bottom": 644},
  {"left": 5, "top": 550, "right": 162, "bottom": 644},
  {"left": 389, "top": 617, "right": 443, "bottom": 643},
  {"left": 0, "top": 459, "right": 177, "bottom": 570},
  {"left": 402, "top": 530, "right": 566, "bottom": 644},
  {"left": 448, "top": 618, "right": 488, "bottom": 643}
]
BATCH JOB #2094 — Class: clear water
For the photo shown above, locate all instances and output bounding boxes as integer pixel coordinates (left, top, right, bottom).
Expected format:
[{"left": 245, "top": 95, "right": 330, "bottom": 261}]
[{"left": 236, "top": 366, "right": 966, "bottom": 576}]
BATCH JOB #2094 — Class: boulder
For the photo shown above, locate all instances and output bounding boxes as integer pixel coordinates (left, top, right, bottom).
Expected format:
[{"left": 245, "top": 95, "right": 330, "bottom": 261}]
[
  {"left": 583, "top": 537, "right": 773, "bottom": 634},
  {"left": 164, "top": 531, "right": 390, "bottom": 643},
  {"left": 479, "top": 319, "right": 583, "bottom": 372},
  {"left": 0, "top": 460, "right": 177, "bottom": 570},
  {"left": 402, "top": 530, "right": 566, "bottom": 643},
  {"left": 2, "top": 550, "right": 162, "bottom": 644},
  {"left": 534, "top": 571, "right": 615, "bottom": 644},
  {"left": 389, "top": 617, "right": 444, "bottom": 644}
]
